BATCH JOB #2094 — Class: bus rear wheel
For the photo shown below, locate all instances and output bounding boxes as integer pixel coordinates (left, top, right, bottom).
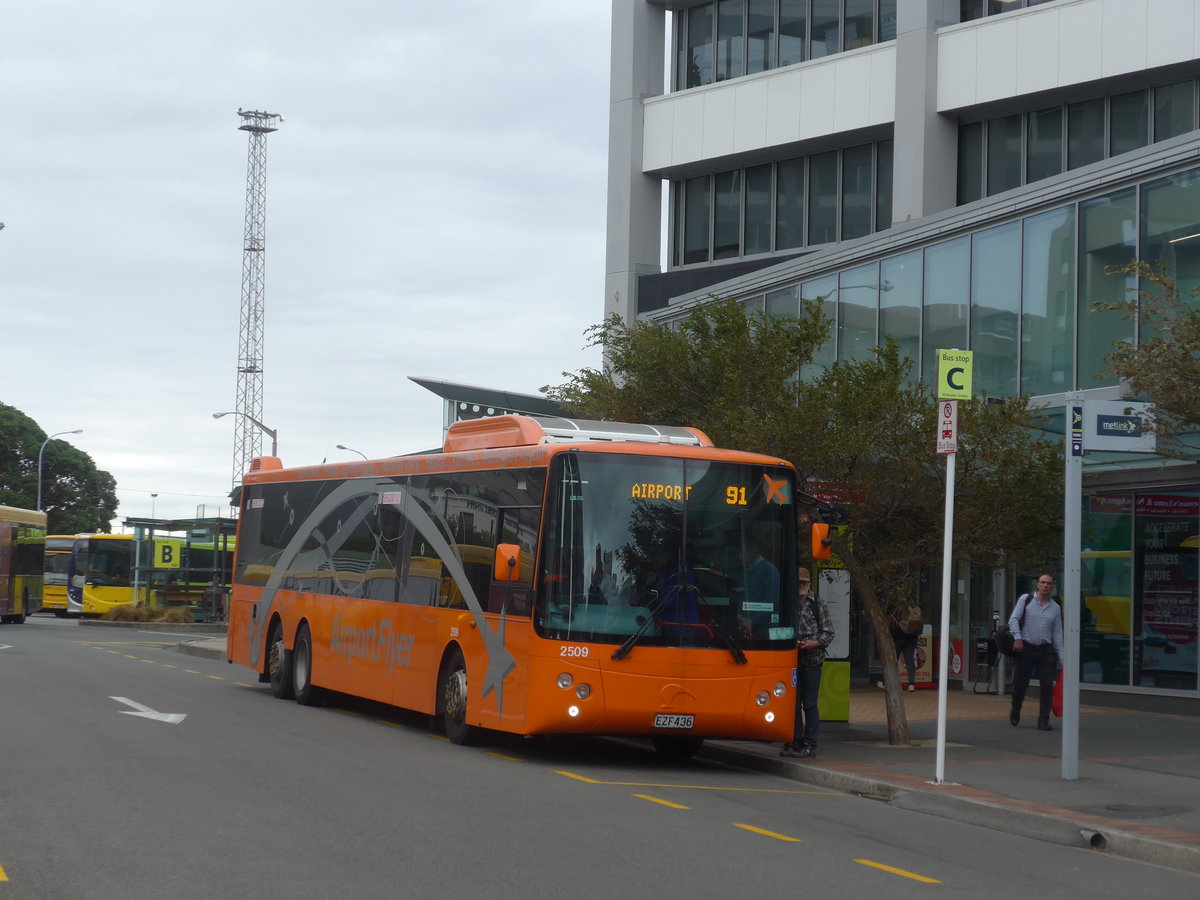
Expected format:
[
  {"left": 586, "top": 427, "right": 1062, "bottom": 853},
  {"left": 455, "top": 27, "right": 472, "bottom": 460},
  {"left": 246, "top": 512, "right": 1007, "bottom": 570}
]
[
  {"left": 268, "top": 622, "right": 294, "bottom": 700},
  {"left": 439, "top": 647, "right": 477, "bottom": 746},
  {"left": 292, "top": 624, "right": 324, "bottom": 707},
  {"left": 652, "top": 735, "right": 704, "bottom": 761}
]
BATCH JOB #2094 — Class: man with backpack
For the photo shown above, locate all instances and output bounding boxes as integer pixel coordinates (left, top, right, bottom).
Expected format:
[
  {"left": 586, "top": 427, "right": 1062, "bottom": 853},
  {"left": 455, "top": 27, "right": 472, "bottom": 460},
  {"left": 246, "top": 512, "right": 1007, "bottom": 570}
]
[{"left": 1008, "top": 573, "right": 1064, "bottom": 731}]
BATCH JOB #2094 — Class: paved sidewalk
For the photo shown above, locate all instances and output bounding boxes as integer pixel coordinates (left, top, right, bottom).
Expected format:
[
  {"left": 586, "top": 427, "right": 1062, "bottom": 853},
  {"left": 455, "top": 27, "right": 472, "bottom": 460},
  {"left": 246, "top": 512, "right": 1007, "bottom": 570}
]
[{"left": 181, "top": 637, "right": 1200, "bottom": 874}]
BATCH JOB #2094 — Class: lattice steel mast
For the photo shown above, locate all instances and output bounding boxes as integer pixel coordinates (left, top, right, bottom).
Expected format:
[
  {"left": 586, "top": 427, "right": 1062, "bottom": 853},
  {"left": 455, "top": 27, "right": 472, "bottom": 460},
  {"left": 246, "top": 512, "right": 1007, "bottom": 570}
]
[{"left": 231, "top": 109, "right": 282, "bottom": 486}]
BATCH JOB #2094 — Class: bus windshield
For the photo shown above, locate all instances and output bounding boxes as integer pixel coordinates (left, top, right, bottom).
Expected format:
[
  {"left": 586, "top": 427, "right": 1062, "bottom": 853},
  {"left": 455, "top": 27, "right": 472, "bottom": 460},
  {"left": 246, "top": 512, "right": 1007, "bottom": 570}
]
[{"left": 536, "top": 451, "right": 797, "bottom": 652}]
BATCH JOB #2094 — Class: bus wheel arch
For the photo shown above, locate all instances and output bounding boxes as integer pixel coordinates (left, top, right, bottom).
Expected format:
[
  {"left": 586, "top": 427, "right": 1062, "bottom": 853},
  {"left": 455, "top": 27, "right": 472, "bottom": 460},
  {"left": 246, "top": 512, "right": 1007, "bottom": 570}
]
[
  {"left": 267, "top": 616, "right": 294, "bottom": 700},
  {"left": 437, "top": 644, "right": 477, "bottom": 746},
  {"left": 292, "top": 620, "right": 324, "bottom": 707}
]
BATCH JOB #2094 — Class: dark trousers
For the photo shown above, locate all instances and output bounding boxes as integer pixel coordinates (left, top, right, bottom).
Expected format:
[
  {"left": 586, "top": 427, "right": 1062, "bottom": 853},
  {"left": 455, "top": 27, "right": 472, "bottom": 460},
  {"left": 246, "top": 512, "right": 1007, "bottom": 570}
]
[
  {"left": 894, "top": 634, "right": 917, "bottom": 685},
  {"left": 792, "top": 663, "right": 823, "bottom": 748},
  {"left": 1011, "top": 643, "right": 1058, "bottom": 719}
]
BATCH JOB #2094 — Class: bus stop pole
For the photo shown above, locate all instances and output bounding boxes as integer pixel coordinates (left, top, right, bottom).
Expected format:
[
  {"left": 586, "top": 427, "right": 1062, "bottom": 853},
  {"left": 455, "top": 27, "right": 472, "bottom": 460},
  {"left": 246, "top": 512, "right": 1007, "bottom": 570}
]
[
  {"left": 1062, "top": 396, "right": 1083, "bottom": 780},
  {"left": 935, "top": 449, "right": 956, "bottom": 785}
]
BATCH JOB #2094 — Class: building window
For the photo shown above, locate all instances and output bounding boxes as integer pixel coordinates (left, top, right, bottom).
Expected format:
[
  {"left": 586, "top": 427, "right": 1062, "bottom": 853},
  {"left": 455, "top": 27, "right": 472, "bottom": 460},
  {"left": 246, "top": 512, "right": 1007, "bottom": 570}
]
[
  {"left": 1109, "top": 90, "right": 1149, "bottom": 157},
  {"left": 923, "top": 237, "right": 969, "bottom": 382},
  {"left": 745, "top": 164, "right": 774, "bottom": 255},
  {"left": 986, "top": 114, "right": 1022, "bottom": 196},
  {"left": 1020, "top": 207, "right": 1075, "bottom": 396},
  {"left": 1154, "top": 82, "right": 1196, "bottom": 142},
  {"left": 1078, "top": 188, "right": 1136, "bottom": 388},
  {"left": 683, "top": 176, "right": 712, "bottom": 264},
  {"left": 1067, "top": 98, "right": 1106, "bottom": 169},
  {"left": 841, "top": 144, "right": 874, "bottom": 240},
  {"left": 775, "top": 158, "right": 806, "bottom": 251},
  {"left": 674, "top": 1, "right": 898, "bottom": 91},
  {"left": 960, "top": 81, "right": 1200, "bottom": 205},
  {"left": 970, "top": 222, "right": 1021, "bottom": 398},
  {"left": 673, "top": 141, "right": 893, "bottom": 265},
  {"left": 808, "top": 151, "right": 840, "bottom": 245},
  {"left": 879, "top": 249, "right": 922, "bottom": 381},
  {"left": 713, "top": 169, "right": 743, "bottom": 259},
  {"left": 1026, "top": 107, "right": 1063, "bottom": 183}
]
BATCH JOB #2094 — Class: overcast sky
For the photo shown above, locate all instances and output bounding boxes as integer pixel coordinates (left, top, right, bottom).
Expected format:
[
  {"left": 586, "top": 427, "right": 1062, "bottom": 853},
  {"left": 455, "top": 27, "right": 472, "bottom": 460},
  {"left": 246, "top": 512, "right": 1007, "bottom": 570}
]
[{"left": 2, "top": 1, "right": 615, "bottom": 526}]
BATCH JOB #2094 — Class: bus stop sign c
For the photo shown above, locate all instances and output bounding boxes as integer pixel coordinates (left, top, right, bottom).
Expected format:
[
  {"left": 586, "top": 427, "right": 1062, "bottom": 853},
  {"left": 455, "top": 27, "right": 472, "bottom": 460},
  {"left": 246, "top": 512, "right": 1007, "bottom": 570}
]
[{"left": 937, "top": 350, "right": 973, "bottom": 400}]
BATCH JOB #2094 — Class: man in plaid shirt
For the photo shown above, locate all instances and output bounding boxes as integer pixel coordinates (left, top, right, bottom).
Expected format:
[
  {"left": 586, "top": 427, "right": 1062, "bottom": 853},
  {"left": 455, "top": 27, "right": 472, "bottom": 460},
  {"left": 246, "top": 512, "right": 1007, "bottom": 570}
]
[{"left": 782, "top": 566, "right": 834, "bottom": 758}]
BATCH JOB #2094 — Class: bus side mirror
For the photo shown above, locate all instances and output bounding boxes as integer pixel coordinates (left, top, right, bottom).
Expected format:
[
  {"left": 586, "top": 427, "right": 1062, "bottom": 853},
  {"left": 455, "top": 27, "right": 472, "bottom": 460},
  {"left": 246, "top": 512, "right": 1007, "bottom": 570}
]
[
  {"left": 494, "top": 544, "right": 521, "bottom": 582},
  {"left": 811, "top": 523, "right": 832, "bottom": 561}
]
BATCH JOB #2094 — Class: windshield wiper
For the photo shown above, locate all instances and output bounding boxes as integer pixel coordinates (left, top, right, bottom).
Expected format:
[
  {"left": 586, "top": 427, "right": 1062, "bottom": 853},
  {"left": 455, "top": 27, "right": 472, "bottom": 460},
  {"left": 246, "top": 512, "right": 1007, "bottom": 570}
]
[
  {"left": 612, "top": 590, "right": 667, "bottom": 660},
  {"left": 612, "top": 587, "right": 747, "bottom": 664},
  {"left": 695, "top": 592, "right": 747, "bottom": 664}
]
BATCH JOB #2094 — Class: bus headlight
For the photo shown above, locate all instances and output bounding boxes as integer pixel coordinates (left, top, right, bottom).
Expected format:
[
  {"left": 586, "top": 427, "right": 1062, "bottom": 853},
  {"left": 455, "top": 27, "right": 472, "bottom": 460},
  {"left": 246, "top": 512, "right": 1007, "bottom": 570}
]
[
  {"left": 765, "top": 711, "right": 776, "bottom": 723},
  {"left": 556, "top": 673, "right": 574, "bottom": 690},
  {"left": 773, "top": 681, "right": 787, "bottom": 697},
  {"left": 575, "top": 683, "right": 591, "bottom": 700},
  {"left": 756, "top": 691, "right": 770, "bottom": 706},
  {"left": 568, "top": 705, "right": 580, "bottom": 717}
]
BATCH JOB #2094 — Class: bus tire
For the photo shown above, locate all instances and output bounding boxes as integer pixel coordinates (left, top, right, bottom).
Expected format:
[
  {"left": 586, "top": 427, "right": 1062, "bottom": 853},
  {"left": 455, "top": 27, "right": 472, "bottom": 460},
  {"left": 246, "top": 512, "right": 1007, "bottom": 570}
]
[
  {"left": 268, "top": 621, "right": 294, "bottom": 700},
  {"left": 438, "top": 646, "right": 477, "bottom": 746},
  {"left": 292, "top": 623, "right": 324, "bottom": 707},
  {"left": 652, "top": 735, "right": 704, "bottom": 761}
]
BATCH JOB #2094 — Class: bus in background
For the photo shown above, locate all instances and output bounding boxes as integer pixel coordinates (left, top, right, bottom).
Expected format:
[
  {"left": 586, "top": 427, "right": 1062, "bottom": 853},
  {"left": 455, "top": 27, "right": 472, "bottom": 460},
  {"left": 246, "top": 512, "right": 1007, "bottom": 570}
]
[
  {"left": 66, "top": 533, "right": 183, "bottom": 616},
  {"left": 43, "top": 535, "right": 76, "bottom": 616},
  {"left": 1, "top": 505, "right": 47, "bottom": 624},
  {"left": 229, "top": 415, "right": 799, "bottom": 758}
]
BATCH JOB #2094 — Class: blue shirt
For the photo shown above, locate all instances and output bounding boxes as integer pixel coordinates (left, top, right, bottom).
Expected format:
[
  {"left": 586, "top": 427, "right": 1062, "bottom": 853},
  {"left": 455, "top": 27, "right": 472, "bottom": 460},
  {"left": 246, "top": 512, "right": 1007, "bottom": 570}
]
[{"left": 1010, "top": 594, "right": 1063, "bottom": 658}]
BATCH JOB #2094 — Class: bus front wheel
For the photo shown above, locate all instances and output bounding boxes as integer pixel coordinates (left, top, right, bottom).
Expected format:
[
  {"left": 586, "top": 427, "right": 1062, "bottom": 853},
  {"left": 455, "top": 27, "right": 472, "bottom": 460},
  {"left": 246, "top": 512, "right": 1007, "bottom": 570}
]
[
  {"left": 292, "top": 624, "right": 324, "bottom": 707},
  {"left": 439, "top": 647, "right": 477, "bottom": 746},
  {"left": 268, "top": 622, "right": 294, "bottom": 700}
]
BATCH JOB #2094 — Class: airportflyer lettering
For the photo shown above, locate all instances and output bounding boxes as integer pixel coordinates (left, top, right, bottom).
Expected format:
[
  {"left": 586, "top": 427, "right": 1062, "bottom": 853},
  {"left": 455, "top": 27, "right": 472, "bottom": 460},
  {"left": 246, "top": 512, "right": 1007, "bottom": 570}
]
[{"left": 330, "top": 614, "right": 414, "bottom": 673}]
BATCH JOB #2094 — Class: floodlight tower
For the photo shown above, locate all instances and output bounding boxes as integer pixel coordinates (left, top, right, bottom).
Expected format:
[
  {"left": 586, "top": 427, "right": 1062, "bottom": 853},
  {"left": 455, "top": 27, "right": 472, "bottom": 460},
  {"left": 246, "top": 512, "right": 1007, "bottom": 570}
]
[{"left": 231, "top": 108, "right": 282, "bottom": 486}]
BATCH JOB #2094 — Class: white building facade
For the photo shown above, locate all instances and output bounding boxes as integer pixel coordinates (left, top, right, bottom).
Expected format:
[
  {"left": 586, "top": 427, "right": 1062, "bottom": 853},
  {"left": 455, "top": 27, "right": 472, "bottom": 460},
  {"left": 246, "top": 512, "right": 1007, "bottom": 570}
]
[{"left": 606, "top": 0, "right": 1200, "bottom": 704}]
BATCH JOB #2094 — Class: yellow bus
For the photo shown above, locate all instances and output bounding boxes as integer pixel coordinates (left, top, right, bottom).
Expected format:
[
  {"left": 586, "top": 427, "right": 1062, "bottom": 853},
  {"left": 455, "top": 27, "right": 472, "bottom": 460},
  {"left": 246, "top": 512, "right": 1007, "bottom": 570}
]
[
  {"left": 67, "top": 533, "right": 184, "bottom": 616},
  {"left": 43, "top": 535, "right": 75, "bottom": 615},
  {"left": 230, "top": 415, "right": 800, "bottom": 758},
  {"left": 1, "top": 505, "right": 47, "bottom": 624}
]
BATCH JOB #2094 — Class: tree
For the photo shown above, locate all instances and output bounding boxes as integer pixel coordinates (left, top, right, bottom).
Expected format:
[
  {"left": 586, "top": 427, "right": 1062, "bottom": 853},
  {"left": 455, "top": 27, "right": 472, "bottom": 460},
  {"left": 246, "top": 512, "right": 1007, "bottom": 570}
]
[
  {"left": 1099, "top": 261, "right": 1200, "bottom": 451},
  {"left": 547, "top": 300, "right": 1062, "bottom": 744},
  {"left": 0, "top": 403, "right": 118, "bottom": 533}
]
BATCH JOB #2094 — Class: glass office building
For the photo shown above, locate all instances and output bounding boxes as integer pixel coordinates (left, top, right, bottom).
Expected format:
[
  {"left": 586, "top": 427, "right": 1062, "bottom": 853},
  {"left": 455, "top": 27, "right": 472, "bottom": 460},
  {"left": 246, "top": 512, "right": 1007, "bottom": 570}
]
[{"left": 606, "top": 0, "right": 1200, "bottom": 703}]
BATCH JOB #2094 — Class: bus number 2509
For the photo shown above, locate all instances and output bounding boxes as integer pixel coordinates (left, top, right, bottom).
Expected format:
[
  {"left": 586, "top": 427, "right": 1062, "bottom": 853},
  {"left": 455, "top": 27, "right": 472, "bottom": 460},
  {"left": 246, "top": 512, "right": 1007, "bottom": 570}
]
[{"left": 560, "top": 645, "right": 589, "bottom": 658}]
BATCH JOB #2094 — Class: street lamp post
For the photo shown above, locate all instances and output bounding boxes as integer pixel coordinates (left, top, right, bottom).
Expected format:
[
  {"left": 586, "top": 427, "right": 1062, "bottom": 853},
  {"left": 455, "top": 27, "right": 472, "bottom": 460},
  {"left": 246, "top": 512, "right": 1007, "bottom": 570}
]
[
  {"left": 212, "top": 411, "right": 278, "bottom": 457},
  {"left": 336, "top": 444, "right": 368, "bottom": 460},
  {"left": 37, "top": 429, "right": 84, "bottom": 511}
]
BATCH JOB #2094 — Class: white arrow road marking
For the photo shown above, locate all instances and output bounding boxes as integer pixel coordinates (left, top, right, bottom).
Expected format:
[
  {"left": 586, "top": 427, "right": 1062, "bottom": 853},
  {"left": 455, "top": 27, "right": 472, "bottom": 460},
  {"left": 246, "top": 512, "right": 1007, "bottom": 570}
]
[
  {"left": 0, "top": 644, "right": 12, "bottom": 651},
  {"left": 109, "top": 696, "right": 187, "bottom": 725}
]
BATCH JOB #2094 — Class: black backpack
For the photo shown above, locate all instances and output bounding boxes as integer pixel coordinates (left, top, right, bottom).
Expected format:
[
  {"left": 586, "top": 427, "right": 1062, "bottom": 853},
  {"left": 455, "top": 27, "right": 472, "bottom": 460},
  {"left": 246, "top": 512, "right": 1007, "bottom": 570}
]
[{"left": 993, "top": 595, "right": 1028, "bottom": 658}]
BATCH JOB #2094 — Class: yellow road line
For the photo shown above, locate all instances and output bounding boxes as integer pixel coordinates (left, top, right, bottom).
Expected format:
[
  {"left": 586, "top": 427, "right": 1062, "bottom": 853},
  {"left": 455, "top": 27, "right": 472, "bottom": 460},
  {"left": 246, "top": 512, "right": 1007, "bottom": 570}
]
[
  {"left": 234, "top": 682, "right": 255, "bottom": 688},
  {"left": 487, "top": 752, "right": 522, "bottom": 761},
  {"left": 635, "top": 793, "right": 689, "bottom": 810},
  {"left": 184, "top": 670, "right": 200, "bottom": 674},
  {"left": 855, "top": 859, "right": 941, "bottom": 883},
  {"left": 0, "top": 862, "right": 7, "bottom": 881},
  {"left": 379, "top": 720, "right": 407, "bottom": 729},
  {"left": 553, "top": 770, "right": 836, "bottom": 794},
  {"left": 206, "top": 675, "right": 224, "bottom": 680},
  {"left": 734, "top": 823, "right": 801, "bottom": 842},
  {"left": 141, "top": 659, "right": 155, "bottom": 664}
]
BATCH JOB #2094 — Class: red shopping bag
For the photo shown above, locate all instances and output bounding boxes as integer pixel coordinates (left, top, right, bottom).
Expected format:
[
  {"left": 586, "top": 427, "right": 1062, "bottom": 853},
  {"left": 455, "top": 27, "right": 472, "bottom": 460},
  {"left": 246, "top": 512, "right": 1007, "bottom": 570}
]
[{"left": 1052, "top": 674, "right": 1063, "bottom": 717}]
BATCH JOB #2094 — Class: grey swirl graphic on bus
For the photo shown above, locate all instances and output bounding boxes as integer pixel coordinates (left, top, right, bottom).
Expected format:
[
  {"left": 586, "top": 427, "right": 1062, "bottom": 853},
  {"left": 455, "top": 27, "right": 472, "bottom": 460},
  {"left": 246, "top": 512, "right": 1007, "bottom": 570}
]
[{"left": 246, "top": 478, "right": 516, "bottom": 713}]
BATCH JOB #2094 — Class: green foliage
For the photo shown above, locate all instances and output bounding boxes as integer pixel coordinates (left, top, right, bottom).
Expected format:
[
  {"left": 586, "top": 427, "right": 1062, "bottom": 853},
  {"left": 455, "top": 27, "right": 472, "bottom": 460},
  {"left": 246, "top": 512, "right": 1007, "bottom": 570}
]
[
  {"left": 544, "top": 296, "right": 829, "bottom": 455},
  {"left": 0, "top": 403, "right": 118, "bottom": 533},
  {"left": 1098, "top": 261, "right": 1200, "bottom": 451}
]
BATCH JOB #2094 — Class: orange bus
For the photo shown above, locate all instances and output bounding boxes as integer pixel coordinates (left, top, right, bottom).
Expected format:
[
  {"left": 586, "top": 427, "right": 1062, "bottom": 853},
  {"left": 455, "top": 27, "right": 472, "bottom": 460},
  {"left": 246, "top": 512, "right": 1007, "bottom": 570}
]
[{"left": 228, "top": 415, "right": 799, "bottom": 757}]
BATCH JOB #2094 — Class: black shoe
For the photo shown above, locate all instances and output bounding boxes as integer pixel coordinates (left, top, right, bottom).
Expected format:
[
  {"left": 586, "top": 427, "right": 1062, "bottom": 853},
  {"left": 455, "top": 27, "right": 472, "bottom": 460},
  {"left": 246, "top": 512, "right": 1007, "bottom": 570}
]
[
  {"left": 796, "top": 745, "right": 816, "bottom": 758},
  {"left": 780, "top": 745, "right": 803, "bottom": 758},
  {"left": 1010, "top": 710, "right": 1020, "bottom": 727},
  {"left": 1037, "top": 718, "right": 1052, "bottom": 731}
]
